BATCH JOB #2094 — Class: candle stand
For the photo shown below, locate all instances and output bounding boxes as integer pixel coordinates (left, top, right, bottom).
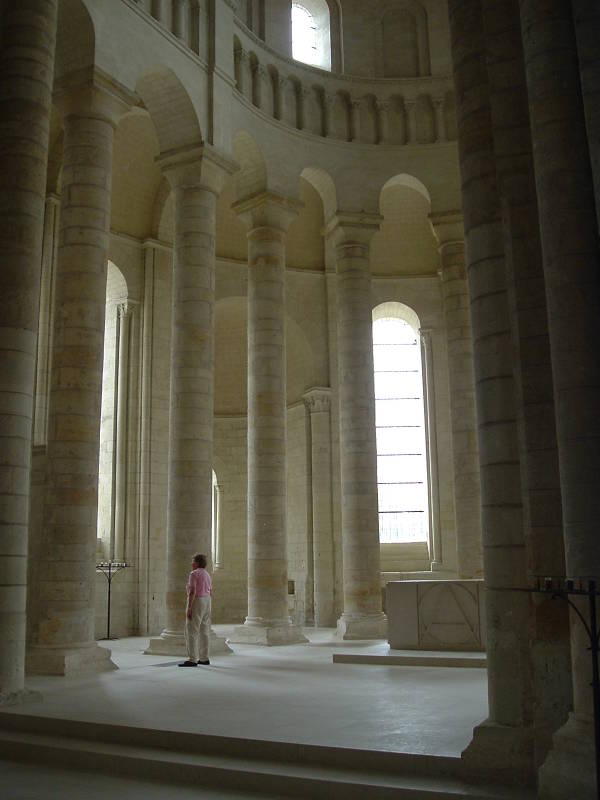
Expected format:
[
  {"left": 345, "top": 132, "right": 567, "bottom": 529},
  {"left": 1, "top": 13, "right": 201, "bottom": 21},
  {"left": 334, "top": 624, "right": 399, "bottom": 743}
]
[{"left": 96, "top": 561, "right": 130, "bottom": 641}]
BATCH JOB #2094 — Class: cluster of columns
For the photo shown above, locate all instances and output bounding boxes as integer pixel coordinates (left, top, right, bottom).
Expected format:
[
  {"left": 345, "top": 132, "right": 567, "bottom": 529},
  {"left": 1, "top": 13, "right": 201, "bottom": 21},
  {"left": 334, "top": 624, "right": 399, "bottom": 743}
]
[{"left": 448, "top": 0, "right": 600, "bottom": 794}]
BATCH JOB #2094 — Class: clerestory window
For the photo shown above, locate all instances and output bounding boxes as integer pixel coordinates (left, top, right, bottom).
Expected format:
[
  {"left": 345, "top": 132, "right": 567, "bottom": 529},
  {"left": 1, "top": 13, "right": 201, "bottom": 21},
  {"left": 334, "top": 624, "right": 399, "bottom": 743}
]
[{"left": 373, "top": 314, "right": 429, "bottom": 544}]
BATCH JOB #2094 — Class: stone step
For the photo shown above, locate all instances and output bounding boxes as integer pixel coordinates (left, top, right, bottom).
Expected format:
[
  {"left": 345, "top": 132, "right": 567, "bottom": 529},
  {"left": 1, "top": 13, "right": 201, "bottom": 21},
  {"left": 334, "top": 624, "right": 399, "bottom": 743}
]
[
  {"left": 332, "top": 654, "right": 487, "bottom": 668},
  {"left": 0, "top": 713, "right": 533, "bottom": 800}
]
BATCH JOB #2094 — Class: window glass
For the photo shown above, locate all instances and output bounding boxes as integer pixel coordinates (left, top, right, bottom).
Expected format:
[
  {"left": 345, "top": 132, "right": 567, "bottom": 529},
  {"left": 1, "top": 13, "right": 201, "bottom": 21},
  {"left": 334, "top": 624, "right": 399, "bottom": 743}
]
[
  {"left": 292, "top": 4, "right": 318, "bottom": 66},
  {"left": 373, "top": 316, "right": 429, "bottom": 543}
]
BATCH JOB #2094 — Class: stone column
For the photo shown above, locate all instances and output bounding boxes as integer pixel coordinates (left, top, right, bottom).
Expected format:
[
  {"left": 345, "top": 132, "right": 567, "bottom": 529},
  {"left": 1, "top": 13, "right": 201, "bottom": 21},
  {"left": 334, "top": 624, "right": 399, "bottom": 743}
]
[
  {"left": 34, "top": 194, "right": 60, "bottom": 446},
  {"left": 375, "top": 100, "right": 391, "bottom": 144},
  {"left": 27, "top": 78, "right": 133, "bottom": 676},
  {"left": 172, "top": 0, "right": 188, "bottom": 40},
  {"left": 518, "top": 2, "right": 600, "bottom": 796},
  {"left": 448, "top": 0, "right": 534, "bottom": 782},
  {"left": 404, "top": 99, "right": 417, "bottom": 144},
  {"left": 479, "top": 0, "right": 571, "bottom": 771},
  {"left": 229, "top": 192, "right": 307, "bottom": 646},
  {"left": 325, "top": 214, "right": 387, "bottom": 640},
  {"left": 419, "top": 328, "right": 443, "bottom": 571},
  {"left": 146, "top": 146, "right": 236, "bottom": 657},
  {"left": 113, "top": 302, "right": 132, "bottom": 561},
  {"left": 350, "top": 100, "right": 361, "bottom": 143},
  {"left": 303, "top": 388, "right": 335, "bottom": 628},
  {"left": 431, "top": 213, "right": 482, "bottom": 578},
  {"left": 0, "top": 0, "right": 58, "bottom": 704},
  {"left": 433, "top": 97, "right": 447, "bottom": 142}
]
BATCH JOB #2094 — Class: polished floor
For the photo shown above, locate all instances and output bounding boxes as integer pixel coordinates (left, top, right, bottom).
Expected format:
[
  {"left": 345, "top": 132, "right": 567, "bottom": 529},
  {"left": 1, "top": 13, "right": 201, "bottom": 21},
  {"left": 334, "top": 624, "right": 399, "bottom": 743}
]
[{"left": 0, "top": 627, "right": 489, "bottom": 799}]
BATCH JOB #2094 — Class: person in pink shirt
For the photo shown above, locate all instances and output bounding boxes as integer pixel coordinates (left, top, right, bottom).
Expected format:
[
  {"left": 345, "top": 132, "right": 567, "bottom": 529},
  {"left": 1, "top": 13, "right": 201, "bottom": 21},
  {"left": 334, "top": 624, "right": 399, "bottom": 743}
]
[{"left": 179, "top": 553, "right": 212, "bottom": 667}]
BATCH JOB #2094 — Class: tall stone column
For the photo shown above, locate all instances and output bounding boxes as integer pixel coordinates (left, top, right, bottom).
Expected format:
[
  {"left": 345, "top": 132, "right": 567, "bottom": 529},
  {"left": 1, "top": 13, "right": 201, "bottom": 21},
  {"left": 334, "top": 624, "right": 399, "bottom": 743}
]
[
  {"left": 229, "top": 192, "right": 307, "bottom": 646},
  {"left": 113, "top": 302, "right": 132, "bottom": 561},
  {"left": 325, "top": 214, "right": 387, "bottom": 641},
  {"left": 27, "top": 78, "right": 133, "bottom": 676},
  {"left": 0, "top": 0, "right": 58, "bottom": 703},
  {"left": 303, "top": 388, "right": 335, "bottom": 628},
  {"left": 479, "top": 0, "right": 571, "bottom": 771},
  {"left": 419, "top": 328, "right": 443, "bottom": 571},
  {"left": 518, "top": 2, "right": 600, "bottom": 796},
  {"left": 448, "top": 0, "right": 534, "bottom": 782},
  {"left": 431, "top": 213, "right": 482, "bottom": 578},
  {"left": 146, "top": 146, "right": 236, "bottom": 657},
  {"left": 34, "top": 194, "right": 60, "bottom": 446}
]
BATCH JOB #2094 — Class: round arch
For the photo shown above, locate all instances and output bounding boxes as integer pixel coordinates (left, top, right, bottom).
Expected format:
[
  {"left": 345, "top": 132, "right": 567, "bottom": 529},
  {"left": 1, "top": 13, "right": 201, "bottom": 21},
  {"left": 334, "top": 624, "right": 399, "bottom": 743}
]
[
  {"left": 373, "top": 300, "right": 421, "bottom": 332},
  {"left": 232, "top": 130, "right": 268, "bottom": 201},
  {"left": 136, "top": 66, "right": 203, "bottom": 153}
]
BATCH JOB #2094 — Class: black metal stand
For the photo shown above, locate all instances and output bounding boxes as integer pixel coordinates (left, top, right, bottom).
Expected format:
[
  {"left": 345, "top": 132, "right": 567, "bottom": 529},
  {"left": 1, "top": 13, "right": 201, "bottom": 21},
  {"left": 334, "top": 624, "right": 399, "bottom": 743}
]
[
  {"left": 498, "top": 577, "right": 599, "bottom": 799},
  {"left": 96, "top": 561, "right": 130, "bottom": 640}
]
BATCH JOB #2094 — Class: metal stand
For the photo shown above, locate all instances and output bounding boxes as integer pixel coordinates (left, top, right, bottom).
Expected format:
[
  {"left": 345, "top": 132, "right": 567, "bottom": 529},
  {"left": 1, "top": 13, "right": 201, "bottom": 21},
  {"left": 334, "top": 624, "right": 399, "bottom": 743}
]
[{"left": 96, "top": 561, "right": 130, "bottom": 640}]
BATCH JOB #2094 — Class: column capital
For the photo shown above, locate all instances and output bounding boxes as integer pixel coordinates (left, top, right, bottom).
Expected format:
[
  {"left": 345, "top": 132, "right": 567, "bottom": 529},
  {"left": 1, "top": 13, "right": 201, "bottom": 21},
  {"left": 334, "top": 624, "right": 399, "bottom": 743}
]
[
  {"left": 156, "top": 143, "right": 238, "bottom": 194},
  {"left": 53, "top": 68, "right": 136, "bottom": 127},
  {"left": 302, "top": 387, "right": 331, "bottom": 414},
  {"left": 117, "top": 299, "right": 137, "bottom": 319},
  {"left": 429, "top": 210, "right": 465, "bottom": 259},
  {"left": 232, "top": 191, "right": 303, "bottom": 233},
  {"left": 323, "top": 211, "right": 383, "bottom": 248}
]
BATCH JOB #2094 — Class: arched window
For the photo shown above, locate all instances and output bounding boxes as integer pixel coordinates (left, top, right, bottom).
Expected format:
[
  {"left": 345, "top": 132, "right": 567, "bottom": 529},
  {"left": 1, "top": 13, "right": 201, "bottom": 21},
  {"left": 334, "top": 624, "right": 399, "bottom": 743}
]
[
  {"left": 292, "top": 4, "right": 318, "bottom": 65},
  {"left": 291, "top": 1, "right": 332, "bottom": 71},
  {"left": 373, "top": 310, "right": 429, "bottom": 544}
]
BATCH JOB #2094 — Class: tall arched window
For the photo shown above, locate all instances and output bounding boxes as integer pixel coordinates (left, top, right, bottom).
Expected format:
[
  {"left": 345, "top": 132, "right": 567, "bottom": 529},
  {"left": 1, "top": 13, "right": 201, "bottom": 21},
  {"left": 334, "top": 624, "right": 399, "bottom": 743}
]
[
  {"left": 291, "top": 1, "right": 332, "bottom": 71},
  {"left": 373, "top": 308, "right": 429, "bottom": 543}
]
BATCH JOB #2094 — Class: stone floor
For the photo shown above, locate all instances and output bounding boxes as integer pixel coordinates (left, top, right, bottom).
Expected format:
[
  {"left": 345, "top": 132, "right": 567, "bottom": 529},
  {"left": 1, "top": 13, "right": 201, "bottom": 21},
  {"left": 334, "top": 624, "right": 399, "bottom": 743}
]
[{"left": 0, "top": 627, "right": 489, "bottom": 799}]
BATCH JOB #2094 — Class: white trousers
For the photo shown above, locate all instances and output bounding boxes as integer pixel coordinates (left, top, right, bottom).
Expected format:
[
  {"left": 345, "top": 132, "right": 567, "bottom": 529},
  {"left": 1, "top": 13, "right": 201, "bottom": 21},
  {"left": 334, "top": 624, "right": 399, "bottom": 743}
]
[{"left": 184, "top": 596, "right": 211, "bottom": 661}]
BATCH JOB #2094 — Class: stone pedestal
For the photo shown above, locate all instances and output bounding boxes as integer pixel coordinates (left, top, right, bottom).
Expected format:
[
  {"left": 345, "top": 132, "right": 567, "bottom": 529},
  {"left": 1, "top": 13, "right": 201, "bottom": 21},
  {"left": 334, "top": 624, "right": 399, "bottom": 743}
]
[
  {"left": 145, "top": 146, "right": 236, "bottom": 658},
  {"left": 229, "top": 192, "right": 307, "bottom": 647},
  {"left": 325, "top": 214, "right": 387, "bottom": 641},
  {"left": 0, "top": 0, "right": 58, "bottom": 702},
  {"left": 387, "top": 580, "right": 486, "bottom": 651},
  {"left": 27, "top": 77, "right": 133, "bottom": 677}
]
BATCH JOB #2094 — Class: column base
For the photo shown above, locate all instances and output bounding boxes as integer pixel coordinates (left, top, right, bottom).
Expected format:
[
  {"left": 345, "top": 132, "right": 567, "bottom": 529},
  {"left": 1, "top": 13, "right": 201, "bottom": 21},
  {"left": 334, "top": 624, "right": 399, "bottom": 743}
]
[
  {"left": 0, "top": 688, "right": 43, "bottom": 707},
  {"left": 461, "top": 719, "right": 535, "bottom": 786},
  {"left": 336, "top": 611, "right": 388, "bottom": 640},
  {"left": 144, "top": 629, "right": 232, "bottom": 656},
  {"left": 26, "top": 642, "right": 117, "bottom": 677},
  {"left": 538, "top": 713, "right": 596, "bottom": 799},
  {"left": 228, "top": 618, "right": 308, "bottom": 646}
]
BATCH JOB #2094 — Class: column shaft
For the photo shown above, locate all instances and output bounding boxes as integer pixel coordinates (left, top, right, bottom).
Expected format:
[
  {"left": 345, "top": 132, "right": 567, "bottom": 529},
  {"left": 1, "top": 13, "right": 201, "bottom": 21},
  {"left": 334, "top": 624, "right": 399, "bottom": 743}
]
[
  {"left": 28, "top": 92, "right": 126, "bottom": 676},
  {"left": 438, "top": 239, "right": 482, "bottom": 578},
  {"left": 448, "top": 0, "right": 534, "bottom": 782},
  {"left": 304, "top": 389, "right": 335, "bottom": 627},
  {"left": 479, "top": 0, "right": 571, "bottom": 770},
  {"left": 519, "top": 1, "right": 600, "bottom": 795},
  {"left": 145, "top": 146, "right": 235, "bottom": 657},
  {"left": 0, "top": 0, "right": 58, "bottom": 702},
  {"left": 113, "top": 303, "right": 131, "bottom": 561},
  {"left": 230, "top": 193, "right": 306, "bottom": 645},
  {"left": 34, "top": 194, "right": 60, "bottom": 446},
  {"left": 331, "top": 219, "right": 386, "bottom": 640}
]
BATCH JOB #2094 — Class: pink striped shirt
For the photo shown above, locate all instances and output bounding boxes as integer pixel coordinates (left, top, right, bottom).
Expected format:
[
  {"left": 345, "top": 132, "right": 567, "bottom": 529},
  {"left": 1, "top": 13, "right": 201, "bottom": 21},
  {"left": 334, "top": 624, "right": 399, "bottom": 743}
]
[{"left": 187, "top": 567, "right": 212, "bottom": 598}]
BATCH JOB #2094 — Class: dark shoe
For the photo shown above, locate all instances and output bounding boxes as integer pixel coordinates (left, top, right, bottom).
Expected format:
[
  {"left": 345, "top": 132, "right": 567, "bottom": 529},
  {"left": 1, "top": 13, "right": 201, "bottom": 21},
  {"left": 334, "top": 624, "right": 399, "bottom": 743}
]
[
  {"left": 178, "top": 660, "right": 197, "bottom": 667},
  {"left": 197, "top": 660, "right": 210, "bottom": 665}
]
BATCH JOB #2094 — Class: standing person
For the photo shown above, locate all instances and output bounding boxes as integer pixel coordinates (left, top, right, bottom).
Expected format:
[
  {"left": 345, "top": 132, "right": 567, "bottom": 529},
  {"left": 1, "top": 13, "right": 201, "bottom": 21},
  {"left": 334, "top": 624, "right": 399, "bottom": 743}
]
[{"left": 179, "top": 554, "right": 212, "bottom": 667}]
